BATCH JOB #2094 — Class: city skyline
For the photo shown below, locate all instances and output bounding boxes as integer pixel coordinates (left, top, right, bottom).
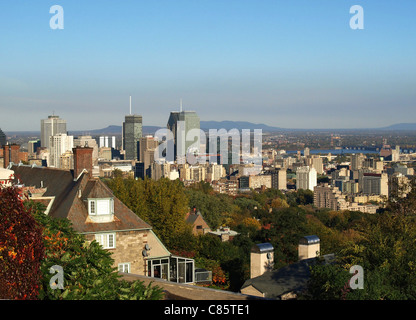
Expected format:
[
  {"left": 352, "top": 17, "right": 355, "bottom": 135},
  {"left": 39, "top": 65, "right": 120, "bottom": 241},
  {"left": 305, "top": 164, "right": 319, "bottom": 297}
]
[{"left": 1, "top": 1, "right": 415, "bottom": 131}]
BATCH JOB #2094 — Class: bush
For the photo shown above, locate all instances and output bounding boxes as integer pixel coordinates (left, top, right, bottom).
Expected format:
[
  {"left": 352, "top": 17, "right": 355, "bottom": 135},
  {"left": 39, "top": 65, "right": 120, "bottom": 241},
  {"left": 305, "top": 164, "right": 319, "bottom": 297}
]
[{"left": 0, "top": 187, "right": 45, "bottom": 300}]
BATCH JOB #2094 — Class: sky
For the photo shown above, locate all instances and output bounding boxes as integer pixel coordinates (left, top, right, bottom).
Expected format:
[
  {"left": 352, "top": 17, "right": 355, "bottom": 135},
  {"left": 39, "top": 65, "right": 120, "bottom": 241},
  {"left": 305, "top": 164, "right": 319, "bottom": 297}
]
[{"left": 0, "top": 0, "right": 415, "bottom": 131}]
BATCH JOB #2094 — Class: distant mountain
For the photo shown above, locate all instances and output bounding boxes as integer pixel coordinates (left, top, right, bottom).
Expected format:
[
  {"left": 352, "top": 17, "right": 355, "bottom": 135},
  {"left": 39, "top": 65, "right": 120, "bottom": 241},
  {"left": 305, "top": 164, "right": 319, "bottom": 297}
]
[
  {"left": 70, "top": 125, "right": 122, "bottom": 135},
  {"left": 378, "top": 123, "right": 416, "bottom": 131},
  {"left": 69, "top": 125, "right": 163, "bottom": 135},
  {"left": 70, "top": 121, "right": 282, "bottom": 135},
  {"left": 200, "top": 121, "right": 281, "bottom": 131},
  {"left": 5, "top": 122, "right": 416, "bottom": 137}
]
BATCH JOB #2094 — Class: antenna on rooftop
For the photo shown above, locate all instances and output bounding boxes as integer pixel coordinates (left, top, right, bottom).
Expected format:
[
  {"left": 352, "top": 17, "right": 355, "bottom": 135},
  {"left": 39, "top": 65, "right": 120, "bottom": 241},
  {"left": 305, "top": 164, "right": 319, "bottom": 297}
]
[
  {"left": 180, "top": 98, "right": 183, "bottom": 112},
  {"left": 129, "top": 96, "right": 132, "bottom": 115}
]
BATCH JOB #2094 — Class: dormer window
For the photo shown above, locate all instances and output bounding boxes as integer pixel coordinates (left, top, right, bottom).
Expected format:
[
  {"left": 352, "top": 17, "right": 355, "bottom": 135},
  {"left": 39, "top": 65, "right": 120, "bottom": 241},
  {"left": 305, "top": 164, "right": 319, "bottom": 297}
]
[
  {"left": 88, "top": 198, "right": 114, "bottom": 215},
  {"left": 88, "top": 198, "right": 115, "bottom": 222}
]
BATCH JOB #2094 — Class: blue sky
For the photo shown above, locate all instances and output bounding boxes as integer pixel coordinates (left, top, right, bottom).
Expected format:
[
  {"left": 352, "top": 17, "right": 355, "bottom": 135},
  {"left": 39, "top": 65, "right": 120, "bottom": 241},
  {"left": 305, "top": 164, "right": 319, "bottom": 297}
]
[{"left": 0, "top": 0, "right": 415, "bottom": 131}]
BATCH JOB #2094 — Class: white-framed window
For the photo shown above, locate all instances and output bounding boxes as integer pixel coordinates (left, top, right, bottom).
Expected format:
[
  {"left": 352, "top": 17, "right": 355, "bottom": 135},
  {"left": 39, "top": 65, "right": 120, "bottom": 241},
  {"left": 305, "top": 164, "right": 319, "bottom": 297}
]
[
  {"left": 118, "top": 263, "right": 130, "bottom": 273},
  {"left": 89, "top": 198, "right": 114, "bottom": 216},
  {"left": 89, "top": 200, "right": 96, "bottom": 214},
  {"left": 95, "top": 233, "right": 116, "bottom": 249}
]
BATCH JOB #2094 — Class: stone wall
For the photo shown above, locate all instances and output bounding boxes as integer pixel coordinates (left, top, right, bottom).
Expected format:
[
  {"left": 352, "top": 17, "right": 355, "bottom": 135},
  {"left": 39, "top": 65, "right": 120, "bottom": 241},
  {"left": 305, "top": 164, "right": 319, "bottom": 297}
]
[{"left": 85, "top": 229, "right": 148, "bottom": 275}]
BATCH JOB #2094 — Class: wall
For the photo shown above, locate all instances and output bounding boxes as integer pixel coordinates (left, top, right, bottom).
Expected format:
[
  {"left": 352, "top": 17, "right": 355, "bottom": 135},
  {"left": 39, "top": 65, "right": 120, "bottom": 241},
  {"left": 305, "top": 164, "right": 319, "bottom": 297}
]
[{"left": 85, "top": 229, "right": 148, "bottom": 275}]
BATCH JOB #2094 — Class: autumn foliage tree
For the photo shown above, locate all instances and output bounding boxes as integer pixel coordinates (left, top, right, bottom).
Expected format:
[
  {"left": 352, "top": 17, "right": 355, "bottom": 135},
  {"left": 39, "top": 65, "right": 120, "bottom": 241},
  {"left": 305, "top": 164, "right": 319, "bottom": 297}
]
[
  {"left": 0, "top": 186, "right": 45, "bottom": 299},
  {"left": 106, "top": 176, "right": 190, "bottom": 248}
]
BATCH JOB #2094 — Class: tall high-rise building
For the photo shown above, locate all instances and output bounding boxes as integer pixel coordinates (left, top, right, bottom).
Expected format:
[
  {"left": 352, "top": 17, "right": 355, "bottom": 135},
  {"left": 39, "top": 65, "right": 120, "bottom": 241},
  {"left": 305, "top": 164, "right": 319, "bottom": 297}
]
[
  {"left": 41, "top": 115, "right": 67, "bottom": 149},
  {"left": 122, "top": 115, "right": 142, "bottom": 160},
  {"left": 138, "top": 136, "right": 159, "bottom": 162},
  {"left": 296, "top": 166, "right": 317, "bottom": 191},
  {"left": 0, "top": 128, "right": 6, "bottom": 147},
  {"left": 306, "top": 155, "right": 324, "bottom": 175},
  {"left": 49, "top": 133, "right": 74, "bottom": 168},
  {"left": 351, "top": 153, "right": 365, "bottom": 171},
  {"left": 167, "top": 110, "right": 200, "bottom": 161}
]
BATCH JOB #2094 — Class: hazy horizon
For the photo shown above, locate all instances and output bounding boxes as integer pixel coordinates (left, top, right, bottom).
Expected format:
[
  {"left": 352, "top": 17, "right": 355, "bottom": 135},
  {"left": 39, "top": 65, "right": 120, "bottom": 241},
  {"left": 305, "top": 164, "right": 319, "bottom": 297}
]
[{"left": 1, "top": 1, "right": 415, "bottom": 131}]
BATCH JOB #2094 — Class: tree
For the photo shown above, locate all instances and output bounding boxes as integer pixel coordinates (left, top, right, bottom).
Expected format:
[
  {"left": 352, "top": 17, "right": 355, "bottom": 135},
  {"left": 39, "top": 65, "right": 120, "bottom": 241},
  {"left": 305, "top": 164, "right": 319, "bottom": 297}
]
[
  {"left": 385, "top": 178, "right": 416, "bottom": 216},
  {"left": 301, "top": 259, "right": 351, "bottom": 300},
  {"left": 255, "top": 207, "right": 308, "bottom": 268},
  {"left": 304, "top": 211, "right": 416, "bottom": 300},
  {"left": 186, "top": 188, "right": 235, "bottom": 229},
  {"left": 106, "top": 177, "right": 190, "bottom": 248},
  {"left": 0, "top": 187, "right": 45, "bottom": 300}
]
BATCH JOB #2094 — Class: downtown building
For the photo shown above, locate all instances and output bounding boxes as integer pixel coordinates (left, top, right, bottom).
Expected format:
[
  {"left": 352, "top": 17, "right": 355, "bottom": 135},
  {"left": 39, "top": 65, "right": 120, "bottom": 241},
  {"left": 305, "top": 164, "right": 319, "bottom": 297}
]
[
  {"left": 167, "top": 110, "right": 200, "bottom": 162},
  {"left": 49, "top": 133, "right": 74, "bottom": 168},
  {"left": 41, "top": 115, "right": 67, "bottom": 149},
  {"left": 0, "top": 128, "right": 6, "bottom": 147},
  {"left": 296, "top": 166, "right": 317, "bottom": 191},
  {"left": 122, "top": 114, "right": 142, "bottom": 160}
]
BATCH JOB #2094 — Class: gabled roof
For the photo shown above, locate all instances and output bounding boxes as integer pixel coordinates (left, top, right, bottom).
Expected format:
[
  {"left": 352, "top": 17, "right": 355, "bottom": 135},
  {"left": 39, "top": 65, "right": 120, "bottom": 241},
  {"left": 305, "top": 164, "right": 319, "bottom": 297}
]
[
  {"left": 11, "top": 164, "right": 152, "bottom": 233},
  {"left": 241, "top": 258, "right": 314, "bottom": 299},
  {"left": 186, "top": 213, "right": 201, "bottom": 224},
  {"left": 241, "top": 254, "right": 335, "bottom": 299}
]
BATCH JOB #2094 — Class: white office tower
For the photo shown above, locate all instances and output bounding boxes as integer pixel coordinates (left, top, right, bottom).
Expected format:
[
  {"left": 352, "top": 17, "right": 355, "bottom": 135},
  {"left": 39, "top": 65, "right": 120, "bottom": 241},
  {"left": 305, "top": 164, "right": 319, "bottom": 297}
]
[
  {"left": 99, "top": 136, "right": 116, "bottom": 149},
  {"left": 49, "top": 133, "right": 74, "bottom": 168},
  {"left": 41, "top": 115, "right": 67, "bottom": 149},
  {"left": 296, "top": 166, "right": 317, "bottom": 191}
]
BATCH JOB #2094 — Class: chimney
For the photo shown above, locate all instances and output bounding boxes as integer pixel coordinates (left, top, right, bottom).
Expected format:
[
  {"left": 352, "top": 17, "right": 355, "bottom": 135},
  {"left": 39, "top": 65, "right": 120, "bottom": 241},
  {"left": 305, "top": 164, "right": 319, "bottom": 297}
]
[
  {"left": 250, "top": 243, "right": 274, "bottom": 278},
  {"left": 3, "top": 144, "right": 10, "bottom": 168},
  {"left": 298, "top": 235, "right": 320, "bottom": 260},
  {"left": 10, "top": 144, "right": 20, "bottom": 164},
  {"left": 73, "top": 145, "right": 93, "bottom": 180}
]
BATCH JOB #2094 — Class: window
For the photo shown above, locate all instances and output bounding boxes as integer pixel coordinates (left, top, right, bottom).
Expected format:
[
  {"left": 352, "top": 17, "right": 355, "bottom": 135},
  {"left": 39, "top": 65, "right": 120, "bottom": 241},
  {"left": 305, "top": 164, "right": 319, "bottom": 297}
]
[
  {"left": 95, "top": 233, "right": 116, "bottom": 249},
  {"left": 89, "top": 200, "right": 95, "bottom": 214},
  {"left": 118, "top": 263, "right": 130, "bottom": 273},
  {"left": 97, "top": 199, "right": 110, "bottom": 215},
  {"left": 89, "top": 198, "right": 114, "bottom": 216},
  {"left": 148, "top": 259, "right": 169, "bottom": 280}
]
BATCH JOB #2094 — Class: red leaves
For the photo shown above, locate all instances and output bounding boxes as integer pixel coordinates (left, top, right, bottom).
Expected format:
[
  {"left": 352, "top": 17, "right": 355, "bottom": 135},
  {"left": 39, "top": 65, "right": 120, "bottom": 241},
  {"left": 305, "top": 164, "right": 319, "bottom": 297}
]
[{"left": 0, "top": 186, "right": 45, "bottom": 300}]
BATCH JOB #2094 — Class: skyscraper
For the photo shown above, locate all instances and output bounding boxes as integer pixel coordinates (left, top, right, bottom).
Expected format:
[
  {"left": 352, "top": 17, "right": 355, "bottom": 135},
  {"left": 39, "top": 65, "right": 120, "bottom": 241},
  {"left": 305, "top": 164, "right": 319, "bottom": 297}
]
[
  {"left": 41, "top": 115, "right": 67, "bottom": 149},
  {"left": 167, "top": 110, "right": 200, "bottom": 161},
  {"left": 122, "top": 115, "right": 142, "bottom": 160},
  {"left": 296, "top": 166, "right": 317, "bottom": 191},
  {"left": 0, "top": 128, "right": 6, "bottom": 147},
  {"left": 49, "top": 133, "right": 74, "bottom": 168}
]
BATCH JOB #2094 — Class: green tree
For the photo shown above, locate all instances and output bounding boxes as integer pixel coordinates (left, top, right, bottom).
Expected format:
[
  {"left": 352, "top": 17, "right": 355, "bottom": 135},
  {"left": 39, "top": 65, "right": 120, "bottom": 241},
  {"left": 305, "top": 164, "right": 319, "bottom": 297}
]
[
  {"left": 106, "top": 177, "right": 189, "bottom": 248},
  {"left": 304, "top": 211, "right": 416, "bottom": 300},
  {"left": 255, "top": 207, "right": 308, "bottom": 268},
  {"left": 186, "top": 188, "right": 235, "bottom": 229}
]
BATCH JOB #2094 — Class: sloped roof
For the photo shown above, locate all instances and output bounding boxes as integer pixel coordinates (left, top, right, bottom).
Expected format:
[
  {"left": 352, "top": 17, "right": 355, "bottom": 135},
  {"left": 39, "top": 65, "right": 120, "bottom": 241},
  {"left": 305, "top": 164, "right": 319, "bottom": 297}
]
[
  {"left": 241, "top": 255, "right": 335, "bottom": 299},
  {"left": 241, "top": 258, "right": 314, "bottom": 299},
  {"left": 11, "top": 164, "right": 152, "bottom": 233},
  {"left": 186, "top": 213, "right": 201, "bottom": 224}
]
